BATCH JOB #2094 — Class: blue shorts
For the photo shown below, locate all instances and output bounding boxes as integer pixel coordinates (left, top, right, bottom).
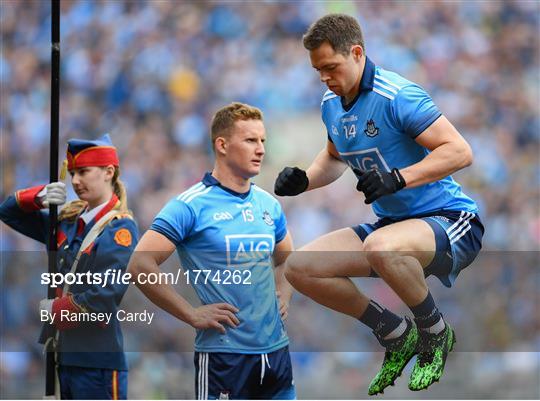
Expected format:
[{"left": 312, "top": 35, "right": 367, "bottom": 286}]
[
  {"left": 352, "top": 211, "right": 484, "bottom": 288},
  {"left": 58, "top": 365, "right": 127, "bottom": 399},
  {"left": 194, "top": 345, "right": 296, "bottom": 400}
]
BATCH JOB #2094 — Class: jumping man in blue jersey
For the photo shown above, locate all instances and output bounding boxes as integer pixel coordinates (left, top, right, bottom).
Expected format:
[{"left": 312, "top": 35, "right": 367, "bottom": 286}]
[
  {"left": 274, "top": 14, "right": 484, "bottom": 395},
  {"left": 128, "top": 102, "right": 296, "bottom": 400}
]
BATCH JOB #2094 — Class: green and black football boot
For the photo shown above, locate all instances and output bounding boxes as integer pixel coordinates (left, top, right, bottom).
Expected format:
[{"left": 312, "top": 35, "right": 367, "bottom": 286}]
[
  {"left": 368, "top": 317, "right": 419, "bottom": 396},
  {"left": 408, "top": 322, "right": 456, "bottom": 391}
]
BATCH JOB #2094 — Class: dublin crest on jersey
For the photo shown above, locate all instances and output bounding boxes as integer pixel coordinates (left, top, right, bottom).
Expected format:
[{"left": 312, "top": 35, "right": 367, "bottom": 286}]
[
  {"left": 364, "top": 119, "right": 379, "bottom": 137},
  {"left": 262, "top": 210, "right": 274, "bottom": 226}
]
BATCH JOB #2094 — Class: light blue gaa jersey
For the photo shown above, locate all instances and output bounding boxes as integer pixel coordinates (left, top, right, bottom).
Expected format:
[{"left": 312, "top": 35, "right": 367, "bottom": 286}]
[
  {"left": 322, "top": 57, "right": 478, "bottom": 218},
  {"left": 150, "top": 173, "right": 289, "bottom": 354}
]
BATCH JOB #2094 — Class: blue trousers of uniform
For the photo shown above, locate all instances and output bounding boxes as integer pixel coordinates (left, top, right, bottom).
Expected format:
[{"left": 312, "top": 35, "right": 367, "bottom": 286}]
[{"left": 58, "top": 365, "right": 127, "bottom": 399}]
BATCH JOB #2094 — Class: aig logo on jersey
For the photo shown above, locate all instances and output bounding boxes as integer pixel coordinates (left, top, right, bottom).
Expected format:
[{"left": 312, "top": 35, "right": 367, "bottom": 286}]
[
  {"left": 225, "top": 234, "right": 275, "bottom": 268},
  {"left": 213, "top": 211, "right": 233, "bottom": 221}
]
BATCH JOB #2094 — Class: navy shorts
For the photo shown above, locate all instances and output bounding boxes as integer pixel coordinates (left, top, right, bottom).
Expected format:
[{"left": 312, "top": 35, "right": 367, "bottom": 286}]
[
  {"left": 194, "top": 345, "right": 295, "bottom": 400},
  {"left": 352, "top": 211, "right": 484, "bottom": 288},
  {"left": 58, "top": 365, "right": 127, "bottom": 399}
]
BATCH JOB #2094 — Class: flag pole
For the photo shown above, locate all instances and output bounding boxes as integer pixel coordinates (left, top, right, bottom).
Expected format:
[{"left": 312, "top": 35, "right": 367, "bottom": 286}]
[{"left": 45, "top": 0, "right": 60, "bottom": 396}]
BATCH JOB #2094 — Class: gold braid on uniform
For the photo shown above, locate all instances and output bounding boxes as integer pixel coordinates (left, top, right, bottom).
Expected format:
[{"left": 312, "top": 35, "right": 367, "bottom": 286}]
[{"left": 58, "top": 200, "right": 88, "bottom": 222}]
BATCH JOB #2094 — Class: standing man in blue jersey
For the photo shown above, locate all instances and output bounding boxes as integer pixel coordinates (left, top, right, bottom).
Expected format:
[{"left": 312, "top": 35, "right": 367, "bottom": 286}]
[
  {"left": 128, "top": 102, "right": 296, "bottom": 400},
  {"left": 274, "top": 14, "right": 484, "bottom": 395}
]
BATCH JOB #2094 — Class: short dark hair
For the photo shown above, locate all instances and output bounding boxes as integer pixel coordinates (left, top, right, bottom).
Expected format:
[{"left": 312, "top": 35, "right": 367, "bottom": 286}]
[
  {"left": 210, "top": 102, "right": 263, "bottom": 150},
  {"left": 303, "top": 14, "right": 365, "bottom": 55}
]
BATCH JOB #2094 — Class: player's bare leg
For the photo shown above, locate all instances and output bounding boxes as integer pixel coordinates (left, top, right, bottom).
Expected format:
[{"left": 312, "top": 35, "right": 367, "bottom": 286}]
[
  {"left": 285, "top": 228, "right": 373, "bottom": 317},
  {"left": 285, "top": 228, "right": 418, "bottom": 395},
  {"left": 363, "top": 219, "right": 456, "bottom": 392},
  {"left": 362, "top": 219, "right": 434, "bottom": 305}
]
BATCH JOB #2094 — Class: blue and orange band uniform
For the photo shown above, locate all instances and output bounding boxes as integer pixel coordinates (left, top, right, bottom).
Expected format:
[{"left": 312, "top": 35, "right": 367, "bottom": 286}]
[{"left": 0, "top": 134, "right": 138, "bottom": 399}]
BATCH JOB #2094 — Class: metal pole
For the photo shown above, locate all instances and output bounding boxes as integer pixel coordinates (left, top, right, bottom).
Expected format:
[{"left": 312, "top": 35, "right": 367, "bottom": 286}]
[{"left": 46, "top": 0, "right": 60, "bottom": 396}]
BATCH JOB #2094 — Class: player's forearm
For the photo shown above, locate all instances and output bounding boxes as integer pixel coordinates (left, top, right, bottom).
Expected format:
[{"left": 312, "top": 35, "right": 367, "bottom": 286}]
[
  {"left": 400, "top": 141, "right": 473, "bottom": 188},
  {"left": 127, "top": 254, "right": 195, "bottom": 324},
  {"left": 306, "top": 149, "right": 347, "bottom": 190}
]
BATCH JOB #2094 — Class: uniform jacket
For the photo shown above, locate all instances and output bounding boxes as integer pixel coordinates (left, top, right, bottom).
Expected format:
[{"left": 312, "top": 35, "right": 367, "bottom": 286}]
[{"left": 0, "top": 185, "right": 139, "bottom": 370}]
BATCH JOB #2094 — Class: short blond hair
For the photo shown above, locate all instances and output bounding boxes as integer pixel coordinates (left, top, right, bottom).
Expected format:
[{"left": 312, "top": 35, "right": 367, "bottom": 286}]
[{"left": 210, "top": 102, "right": 263, "bottom": 150}]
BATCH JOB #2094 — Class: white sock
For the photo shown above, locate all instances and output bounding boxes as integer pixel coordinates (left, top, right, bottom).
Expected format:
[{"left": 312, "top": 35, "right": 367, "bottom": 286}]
[
  {"left": 421, "top": 316, "right": 445, "bottom": 334},
  {"left": 383, "top": 318, "right": 407, "bottom": 340}
]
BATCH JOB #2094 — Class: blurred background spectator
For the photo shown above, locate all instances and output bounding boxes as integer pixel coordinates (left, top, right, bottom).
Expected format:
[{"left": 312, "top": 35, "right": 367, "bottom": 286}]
[{"left": 1, "top": 0, "right": 538, "bottom": 398}]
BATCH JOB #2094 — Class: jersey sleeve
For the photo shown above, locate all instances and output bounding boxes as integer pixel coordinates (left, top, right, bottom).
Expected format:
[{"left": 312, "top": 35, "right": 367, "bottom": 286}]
[
  {"left": 149, "top": 198, "right": 196, "bottom": 245},
  {"left": 392, "top": 84, "right": 442, "bottom": 138},
  {"left": 274, "top": 203, "right": 287, "bottom": 244},
  {"left": 320, "top": 98, "right": 335, "bottom": 143},
  {"left": 327, "top": 134, "right": 334, "bottom": 143}
]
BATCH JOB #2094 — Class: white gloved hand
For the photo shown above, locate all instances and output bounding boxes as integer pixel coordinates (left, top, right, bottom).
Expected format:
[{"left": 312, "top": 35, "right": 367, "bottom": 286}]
[
  {"left": 39, "top": 298, "right": 54, "bottom": 322},
  {"left": 41, "top": 182, "right": 67, "bottom": 208}
]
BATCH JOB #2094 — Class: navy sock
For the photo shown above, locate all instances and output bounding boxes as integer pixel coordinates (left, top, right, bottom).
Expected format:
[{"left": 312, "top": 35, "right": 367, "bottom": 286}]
[
  {"left": 359, "top": 300, "right": 403, "bottom": 338},
  {"left": 410, "top": 291, "right": 442, "bottom": 330}
]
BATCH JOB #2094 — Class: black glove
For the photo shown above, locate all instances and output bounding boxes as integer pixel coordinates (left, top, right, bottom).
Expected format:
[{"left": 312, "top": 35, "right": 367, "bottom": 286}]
[
  {"left": 274, "top": 167, "right": 309, "bottom": 196},
  {"left": 354, "top": 167, "right": 406, "bottom": 204}
]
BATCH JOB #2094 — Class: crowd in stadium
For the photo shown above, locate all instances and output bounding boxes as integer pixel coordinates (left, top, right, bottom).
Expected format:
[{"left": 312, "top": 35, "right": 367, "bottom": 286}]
[{"left": 1, "top": 1, "right": 538, "bottom": 398}]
